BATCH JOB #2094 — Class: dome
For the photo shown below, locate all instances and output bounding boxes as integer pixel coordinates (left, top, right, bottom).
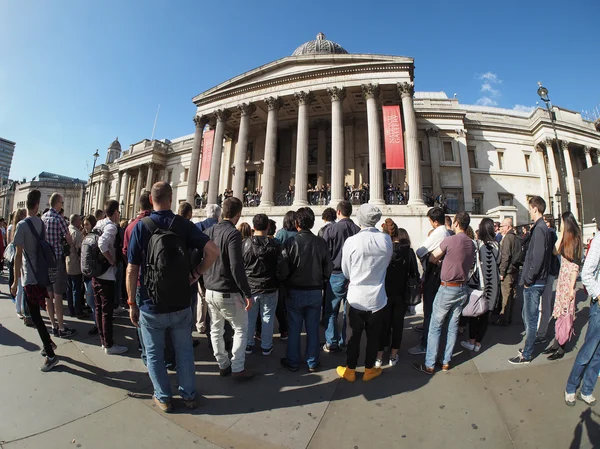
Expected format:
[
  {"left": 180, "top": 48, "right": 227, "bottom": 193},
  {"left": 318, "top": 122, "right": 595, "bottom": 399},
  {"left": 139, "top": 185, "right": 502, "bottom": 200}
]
[
  {"left": 109, "top": 137, "right": 121, "bottom": 151},
  {"left": 292, "top": 33, "right": 348, "bottom": 56}
]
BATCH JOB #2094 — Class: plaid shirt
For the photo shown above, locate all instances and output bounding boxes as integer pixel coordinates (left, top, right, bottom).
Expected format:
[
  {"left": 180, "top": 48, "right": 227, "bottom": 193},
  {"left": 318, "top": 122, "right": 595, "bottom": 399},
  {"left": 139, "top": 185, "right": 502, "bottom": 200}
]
[
  {"left": 24, "top": 284, "right": 48, "bottom": 308},
  {"left": 42, "top": 208, "right": 69, "bottom": 259}
]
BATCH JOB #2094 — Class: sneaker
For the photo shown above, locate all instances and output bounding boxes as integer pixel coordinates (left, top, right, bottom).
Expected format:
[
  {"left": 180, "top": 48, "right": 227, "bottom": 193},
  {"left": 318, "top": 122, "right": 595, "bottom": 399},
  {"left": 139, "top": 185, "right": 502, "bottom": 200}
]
[
  {"left": 262, "top": 346, "right": 274, "bottom": 356},
  {"left": 461, "top": 341, "right": 476, "bottom": 351},
  {"left": 408, "top": 345, "right": 426, "bottom": 355},
  {"left": 58, "top": 327, "right": 77, "bottom": 339},
  {"left": 87, "top": 326, "right": 98, "bottom": 336},
  {"left": 153, "top": 396, "right": 172, "bottom": 413},
  {"left": 219, "top": 365, "right": 232, "bottom": 377},
  {"left": 232, "top": 370, "right": 255, "bottom": 381},
  {"left": 280, "top": 357, "right": 299, "bottom": 372},
  {"left": 279, "top": 332, "right": 288, "bottom": 341},
  {"left": 183, "top": 398, "right": 197, "bottom": 410},
  {"left": 322, "top": 343, "right": 338, "bottom": 353},
  {"left": 52, "top": 327, "right": 59, "bottom": 337},
  {"left": 579, "top": 393, "right": 597, "bottom": 406},
  {"left": 40, "top": 356, "right": 59, "bottom": 372},
  {"left": 308, "top": 363, "right": 320, "bottom": 373},
  {"left": 23, "top": 317, "right": 34, "bottom": 327},
  {"left": 76, "top": 312, "right": 90, "bottom": 320},
  {"left": 40, "top": 341, "right": 58, "bottom": 357},
  {"left": 442, "top": 364, "right": 450, "bottom": 372},
  {"left": 105, "top": 344, "right": 128, "bottom": 355},
  {"left": 16, "top": 313, "right": 24, "bottom": 319},
  {"left": 508, "top": 355, "right": 531, "bottom": 365},
  {"left": 389, "top": 355, "right": 399, "bottom": 367},
  {"left": 412, "top": 363, "right": 434, "bottom": 375},
  {"left": 534, "top": 336, "right": 548, "bottom": 346},
  {"left": 565, "top": 391, "right": 576, "bottom": 407},
  {"left": 413, "top": 325, "right": 424, "bottom": 333},
  {"left": 245, "top": 345, "right": 253, "bottom": 355},
  {"left": 374, "top": 358, "right": 383, "bottom": 368}
]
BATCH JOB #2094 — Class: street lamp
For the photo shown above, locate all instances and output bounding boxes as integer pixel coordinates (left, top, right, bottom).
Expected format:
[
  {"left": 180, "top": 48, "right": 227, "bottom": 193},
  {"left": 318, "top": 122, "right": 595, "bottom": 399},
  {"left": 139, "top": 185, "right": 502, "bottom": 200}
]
[
  {"left": 120, "top": 200, "right": 125, "bottom": 218},
  {"left": 554, "top": 188, "right": 562, "bottom": 231},
  {"left": 537, "top": 82, "right": 569, "bottom": 216},
  {"left": 91, "top": 149, "right": 100, "bottom": 175}
]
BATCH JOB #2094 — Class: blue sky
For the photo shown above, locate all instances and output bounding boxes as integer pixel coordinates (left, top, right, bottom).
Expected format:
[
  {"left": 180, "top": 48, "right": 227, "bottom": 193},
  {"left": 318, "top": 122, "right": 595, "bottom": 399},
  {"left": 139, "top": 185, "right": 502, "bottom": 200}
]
[{"left": 1, "top": 0, "right": 598, "bottom": 181}]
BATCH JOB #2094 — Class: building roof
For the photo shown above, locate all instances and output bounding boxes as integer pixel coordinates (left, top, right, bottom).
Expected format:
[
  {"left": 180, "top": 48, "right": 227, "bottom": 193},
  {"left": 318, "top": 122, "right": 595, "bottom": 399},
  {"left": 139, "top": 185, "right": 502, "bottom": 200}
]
[
  {"left": 109, "top": 137, "right": 121, "bottom": 151},
  {"left": 292, "top": 33, "right": 349, "bottom": 56},
  {"left": 36, "top": 172, "right": 86, "bottom": 184}
]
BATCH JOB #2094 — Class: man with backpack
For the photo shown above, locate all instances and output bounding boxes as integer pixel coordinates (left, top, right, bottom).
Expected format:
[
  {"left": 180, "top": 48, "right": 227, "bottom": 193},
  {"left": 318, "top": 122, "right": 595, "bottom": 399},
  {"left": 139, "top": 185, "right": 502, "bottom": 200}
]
[
  {"left": 204, "top": 197, "right": 255, "bottom": 380},
  {"left": 495, "top": 217, "right": 520, "bottom": 326},
  {"left": 89, "top": 200, "right": 128, "bottom": 355},
  {"left": 11, "top": 190, "right": 59, "bottom": 371},
  {"left": 127, "top": 182, "right": 219, "bottom": 412}
]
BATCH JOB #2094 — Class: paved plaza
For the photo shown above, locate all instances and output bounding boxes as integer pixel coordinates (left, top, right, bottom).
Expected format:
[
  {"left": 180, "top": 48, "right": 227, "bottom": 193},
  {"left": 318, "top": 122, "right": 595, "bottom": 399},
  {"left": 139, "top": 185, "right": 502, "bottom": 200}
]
[{"left": 0, "top": 277, "right": 598, "bottom": 449}]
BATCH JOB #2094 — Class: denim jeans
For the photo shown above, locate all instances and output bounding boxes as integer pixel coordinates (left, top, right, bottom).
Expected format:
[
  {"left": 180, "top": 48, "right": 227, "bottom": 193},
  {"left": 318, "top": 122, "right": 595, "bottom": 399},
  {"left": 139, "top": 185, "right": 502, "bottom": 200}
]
[
  {"left": 206, "top": 290, "right": 248, "bottom": 373},
  {"left": 537, "top": 275, "right": 556, "bottom": 338},
  {"left": 566, "top": 301, "right": 600, "bottom": 396},
  {"left": 84, "top": 279, "right": 96, "bottom": 325},
  {"left": 420, "top": 269, "right": 442, "bottom": 349},
  {"left": 425, "top": 285, "right": 467, "bottom": 368},
  {"left": 286, "top": 289, "right": 322, "bottom": 369},
  {"left": 135, "top": 287, "right": 175, "bottom": 368},
  {"left": 522, "top": 284, "right": 546, "bottom": 360},
  {"left": 139, "top": 308, "right": 196, "bottom": 402},
  {"left": 325, "top": 272, "right": 348, "bottom": 348},
  {"left": 247, "top": 291, "right": 278, "bottom": 350},
  {"left": 67, "top": 274, "right": 84, "bottom": 315}
]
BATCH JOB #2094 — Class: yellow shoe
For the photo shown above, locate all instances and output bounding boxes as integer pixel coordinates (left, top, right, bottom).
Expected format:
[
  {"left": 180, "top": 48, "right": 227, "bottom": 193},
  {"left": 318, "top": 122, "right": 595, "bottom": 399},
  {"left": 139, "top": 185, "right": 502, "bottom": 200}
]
[
  {"left": 336, "top": 366, "right": 356, "bottom": 382},
  {"left": 363, "top": 367, "right": 382, "bottom": 382}
]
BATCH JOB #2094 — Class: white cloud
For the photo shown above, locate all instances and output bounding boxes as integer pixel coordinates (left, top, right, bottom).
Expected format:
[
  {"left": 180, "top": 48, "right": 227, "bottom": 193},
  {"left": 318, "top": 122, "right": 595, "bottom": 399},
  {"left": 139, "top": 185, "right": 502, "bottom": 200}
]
[
  {"left": 512, "top": 104, "right": 536, "bottom": 113},
  {"left": 481, "top": 83, "right": 500, "bottom": 97},
  {"left": 480, "top": 72, "right": 501, "bottom": 84},
  {"left": 476, "top": 97, "right": 498, "bottom": 107}
]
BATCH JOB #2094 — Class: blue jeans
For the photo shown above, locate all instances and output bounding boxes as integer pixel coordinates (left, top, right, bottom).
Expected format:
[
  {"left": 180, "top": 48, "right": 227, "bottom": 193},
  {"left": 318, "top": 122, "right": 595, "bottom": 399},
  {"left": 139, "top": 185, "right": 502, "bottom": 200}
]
[
  {"left": 566, "top": 301, "right": 600, "bottom": 396},
  {"left": 325, "top": 273, "right": 348, "bottom": 347},
  {"left": 135, "top": 287, "right": 175, "bottom": 368},
  {"left": 247, "top": 291, "right": 278, "bottom": 350},
  {"left": 286, "top": 289, "right": 322, "bottom": 369},
  {"left": 425, "top": 285, "right": 467, "bottom": 368},
  {"left": 84, "top": 279, "right": 96, "bottom": 325},
  {"left": 521, "top": 284, "right": 545, "bottom": 360},
  {"left": 67, "top": 274, "right": 84, "bottom": 315},
  {"left": 139, "top": 308, "right": 196, "bottom": 402}
]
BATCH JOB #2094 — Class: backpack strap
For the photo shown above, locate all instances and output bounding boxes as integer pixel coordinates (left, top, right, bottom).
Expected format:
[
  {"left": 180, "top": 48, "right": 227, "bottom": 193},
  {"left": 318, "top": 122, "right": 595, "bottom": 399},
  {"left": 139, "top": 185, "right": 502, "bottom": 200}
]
[
  {"left": 25, "top": 217, "right": 43, "bottom": 243},
  {"left": 141, "top": 216, "right": 159, "bottom": 235}
]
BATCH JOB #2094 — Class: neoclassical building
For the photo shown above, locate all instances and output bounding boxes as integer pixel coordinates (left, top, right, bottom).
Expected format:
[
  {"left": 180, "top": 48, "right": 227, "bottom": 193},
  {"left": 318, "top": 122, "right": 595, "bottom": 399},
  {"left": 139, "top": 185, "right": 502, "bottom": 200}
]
[{"left": 86, "top": 33, "right": 600, "bottom": 241}]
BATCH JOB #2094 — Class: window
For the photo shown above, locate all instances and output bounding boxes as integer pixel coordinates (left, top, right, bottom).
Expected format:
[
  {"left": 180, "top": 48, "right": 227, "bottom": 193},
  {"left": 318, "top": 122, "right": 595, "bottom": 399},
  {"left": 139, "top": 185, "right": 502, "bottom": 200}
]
[
  {"left": 497, "top": 151, "right": 505, "bottom": 170},
  {"left": 445, "top": 191, "right": 461, "bottom": 213},
  {"left": 472, "top": 194, "right": 483, "bottom": 215},
  {"left": 467, "top": 146, "right": 477, "bottom": 168},
  {"left": 419, "top": 141, "right": 425, "bottom": 162},
  {"left": 524, "top": 154, "right": 531, "bottom": 172},
  {"left": 499, "top": 194, "right": 513, "bottom": 207},
  {"left": 184, "top": 168, "right": 189, "bottom": 182},
  {"left": 443, "top": 141, "right": 454, "bottom": 161},
  {"left": 167, "top": 170, "right": 173, "bottom": 184}
]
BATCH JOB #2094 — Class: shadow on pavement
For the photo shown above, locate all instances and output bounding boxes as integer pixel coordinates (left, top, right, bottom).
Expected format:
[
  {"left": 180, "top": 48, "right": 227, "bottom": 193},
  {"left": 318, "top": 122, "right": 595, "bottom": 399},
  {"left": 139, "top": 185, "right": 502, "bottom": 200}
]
[
  {"left": 569, "top": 408, "right": 600, "bottom": 449},
  {"left": 0, "top": 322, "right": 40, "bottom": 352}
]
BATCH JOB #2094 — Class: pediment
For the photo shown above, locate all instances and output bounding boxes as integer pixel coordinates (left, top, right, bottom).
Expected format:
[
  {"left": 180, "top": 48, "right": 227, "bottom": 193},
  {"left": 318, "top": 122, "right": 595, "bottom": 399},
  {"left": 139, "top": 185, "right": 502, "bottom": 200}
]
[{"left": 193, "top": 54, "right": 413, "bottom": 106}]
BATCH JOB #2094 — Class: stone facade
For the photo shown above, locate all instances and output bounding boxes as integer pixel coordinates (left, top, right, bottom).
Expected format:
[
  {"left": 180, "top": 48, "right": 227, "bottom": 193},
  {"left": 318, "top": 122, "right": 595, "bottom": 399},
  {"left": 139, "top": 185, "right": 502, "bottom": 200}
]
[{"left": 12, "top": 172, "right": 85, "bottom": 217}]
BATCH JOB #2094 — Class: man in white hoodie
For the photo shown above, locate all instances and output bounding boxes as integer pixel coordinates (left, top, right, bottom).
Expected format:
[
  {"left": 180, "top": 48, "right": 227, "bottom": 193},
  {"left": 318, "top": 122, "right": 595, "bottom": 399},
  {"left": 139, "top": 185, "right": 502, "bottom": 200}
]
[{"left": 336, "top": 204, "right": 392, "bottom": 382}]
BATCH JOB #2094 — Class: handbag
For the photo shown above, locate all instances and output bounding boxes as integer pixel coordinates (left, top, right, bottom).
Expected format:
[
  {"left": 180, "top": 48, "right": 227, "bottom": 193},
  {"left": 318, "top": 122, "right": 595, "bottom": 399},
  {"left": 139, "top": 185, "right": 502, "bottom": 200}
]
[
  {"left": 3, "top": 242, "right": 15, "bottom": 263},
  {"left": 463, "top": 242, "right": 489, "bottom": 317},
  {"left": 404, "top": 249, "right": 422, "bottom": 306},
  {"left": 555, "top": 313, "right": 575, "bottom": 346}
]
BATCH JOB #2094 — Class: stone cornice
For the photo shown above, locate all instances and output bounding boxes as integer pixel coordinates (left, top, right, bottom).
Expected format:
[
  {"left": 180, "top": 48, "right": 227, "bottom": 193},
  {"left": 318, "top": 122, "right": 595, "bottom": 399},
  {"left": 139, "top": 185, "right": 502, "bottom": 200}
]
[{"left": 470, "top": 168, "right": 540, "bottom": 179}]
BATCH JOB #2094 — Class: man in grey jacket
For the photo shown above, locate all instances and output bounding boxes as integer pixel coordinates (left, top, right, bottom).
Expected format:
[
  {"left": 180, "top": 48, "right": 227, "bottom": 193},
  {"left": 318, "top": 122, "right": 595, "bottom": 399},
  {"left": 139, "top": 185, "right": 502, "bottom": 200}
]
[{"left": 495, "top": 217, "right": 518, "bottom": 325}]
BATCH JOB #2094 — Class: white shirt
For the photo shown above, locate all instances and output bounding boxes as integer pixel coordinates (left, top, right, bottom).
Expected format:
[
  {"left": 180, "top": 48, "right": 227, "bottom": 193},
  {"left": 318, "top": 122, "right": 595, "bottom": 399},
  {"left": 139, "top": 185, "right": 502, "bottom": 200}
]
[
  {"left": 582, "top": 236, "right": 600, "bottom": 301},
  {"left": 341, "top": 227, "right": 393, "bottom": 313},
  {"left": 416, "top": 225, "right": 450, "bottom": 264},
  {"left": 94, "top": 218, "right": 118, "bottom": 281}
]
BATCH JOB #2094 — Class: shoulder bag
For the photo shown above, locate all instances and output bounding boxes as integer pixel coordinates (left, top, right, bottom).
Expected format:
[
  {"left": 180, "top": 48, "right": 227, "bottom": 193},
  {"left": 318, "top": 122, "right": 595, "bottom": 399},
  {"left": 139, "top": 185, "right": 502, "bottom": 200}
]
[{"left": 463, "top": 241, "right": 488, "bottom": 317}]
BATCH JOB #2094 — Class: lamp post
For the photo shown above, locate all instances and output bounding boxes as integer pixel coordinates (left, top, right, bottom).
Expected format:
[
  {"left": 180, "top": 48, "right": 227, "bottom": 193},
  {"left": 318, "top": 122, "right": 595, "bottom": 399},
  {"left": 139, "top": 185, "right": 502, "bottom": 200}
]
[
  {"left": 88, "top": 149, "right": 100, "bottom": 214},
  {"left": 537, "top": 83, "right": 569, "bottom": 216},
  {"left": 554, "top": 188, "right": 562, "bottom": 231},
  {"left": 120, "top": 200, "right": 125, "bottom": 219}
]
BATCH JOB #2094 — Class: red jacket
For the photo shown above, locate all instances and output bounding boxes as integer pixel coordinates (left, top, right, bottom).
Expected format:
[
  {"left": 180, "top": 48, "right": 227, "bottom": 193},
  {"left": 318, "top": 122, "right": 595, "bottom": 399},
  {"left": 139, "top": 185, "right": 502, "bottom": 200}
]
[{"left": 123, "top": 210, "right": 152, "bottom": 260}]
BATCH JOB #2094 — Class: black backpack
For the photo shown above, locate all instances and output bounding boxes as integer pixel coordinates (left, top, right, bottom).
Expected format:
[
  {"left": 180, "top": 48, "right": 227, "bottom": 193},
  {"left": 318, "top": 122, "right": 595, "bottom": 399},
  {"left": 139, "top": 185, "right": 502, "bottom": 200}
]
[
  {"left": 81, "top": 224, "right": 113, "bottom": 278},
  {"left": 24, "top": 218, "right": 57, "bottom": 287},
  {"left": 512, "top": 234, "right": 525, "bottom": 268},
  {"left": 142, "top": 215, "right": 191, "bottom": 309}
]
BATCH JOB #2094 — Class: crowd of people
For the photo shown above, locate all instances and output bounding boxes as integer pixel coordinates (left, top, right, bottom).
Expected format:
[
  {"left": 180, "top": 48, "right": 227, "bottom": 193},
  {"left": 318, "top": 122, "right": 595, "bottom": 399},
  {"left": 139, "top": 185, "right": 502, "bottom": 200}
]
[{"left": 5, "top": 185, "right": 600, "bottom": 412}]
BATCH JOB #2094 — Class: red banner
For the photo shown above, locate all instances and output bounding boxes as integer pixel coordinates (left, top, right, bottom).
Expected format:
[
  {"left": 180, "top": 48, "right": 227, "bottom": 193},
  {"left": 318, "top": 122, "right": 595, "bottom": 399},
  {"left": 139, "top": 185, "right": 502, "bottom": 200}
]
[
  {"left": 199, "top": 129, "right": 215, "bottom": 182},
  {"left": 382, "top": 105, "right": 405, "bottom": 170}
]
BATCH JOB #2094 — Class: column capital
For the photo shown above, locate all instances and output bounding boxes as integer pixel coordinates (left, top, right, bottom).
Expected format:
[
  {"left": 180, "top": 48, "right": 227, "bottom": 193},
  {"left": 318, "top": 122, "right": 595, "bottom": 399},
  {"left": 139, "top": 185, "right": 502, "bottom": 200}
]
[
  {"left": 397, "top": 82, "right": 415, "bottom": 98},
  {"left": 561, "top": 140, "right": 570, "bottom": 151},
  {"left": 315, "top": 119, "right": 329, "bottom": 130},
  {"left": 208, "top": 115, "right": 217, "bottom": 130},
  {"left": 455, "top": 129, "right": 466, "bottom": 138},
  {"left": 264, "top": 96, "right": 283, "bottom": 111},
  {"left": 584, "top": 145, "right": 592, "bottom": 154},
  {"left": 294, "top": 91, "right": 314, "bottom": 106},
  {"left": 193, "top": 115, "right": 209, "bottom": 128},
  {"left": 237, "top": 103, "right": 256, "bottom": 116},
  {"left": 535, "top": 144, "right": 545, "bottom": 153},
  {"left": 426, "top": 128, "right": 439, "bottom": 137},
  {"left": 214, "top": 109, "right": 231, "bottom": 122},
  {"left": 361, "top": 83, "right": 380, "bottom": 100},
  {"left": 327, "top": 86, "right": 346, "bottom": 102},
  {"left": 544, "top": 137, "right": 554, "bottom": 147}
]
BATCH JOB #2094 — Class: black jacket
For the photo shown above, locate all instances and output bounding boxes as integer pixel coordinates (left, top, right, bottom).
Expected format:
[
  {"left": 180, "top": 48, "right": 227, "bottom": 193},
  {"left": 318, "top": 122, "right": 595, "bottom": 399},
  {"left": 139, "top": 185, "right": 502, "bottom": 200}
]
[
  {"left": 280, "top": 230, "right": 333, "bottom": 290},
  {"left": 242, "top": 236, "right": 284, "bottom": 294},
  {"left": 385, "top": 244, "right": 418, "bottom": 302},
  {"left": 204, "top": 220, "right": 252, "bottom": 297},
  {"left": 521, "top": 217, "right": 553, "bottom": 287},
  {"left": 322, "top": 218, "right": 360, "bottom": 273}
]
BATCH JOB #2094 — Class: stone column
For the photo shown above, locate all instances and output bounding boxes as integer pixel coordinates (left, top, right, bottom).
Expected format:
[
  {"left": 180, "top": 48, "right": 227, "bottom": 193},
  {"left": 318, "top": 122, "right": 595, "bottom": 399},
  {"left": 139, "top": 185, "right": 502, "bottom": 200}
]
[
  {"left": 535, "top": 145, "right": 550, "bottom": 205},
  {"left": 133, "top": 168, "right": 144, "bottom": 214},
  {"left": 426, "top": 129, "right": 442, "bottom": 196},
  {"left": 398, "top": 82, "right": 425, "bottom": 206},
  {"left": 261, "top": 97, "right": 283, "bottom": 206},
  {"left": 232, "top": 103, "right": 255, "bottom": 199},
  {"left": 316, "top": 119, "right": 327, "bottom": 188},
  {"left": 290, "top": 126, "right": 297, "bottom": 185},
  {"left": 328, "top": 87, "right": 346, "bottom": 205},
  {"left": 562, "top": 140, "right": 578, "bottom": 220},
  {"left": 115, "top": 171, "right": 122, "bottom": 203},
  {"left": 362, "top": 83, "right": 384, "bottom": 206},
  {"left": 97, "top": 179, "right": 107, "bottom": 211},
  {"left": 584, "top": 146, "right": 593, "bottom": 168},
  {"left": 145, "top": 163, "right": 154, "bottom": 191},
  {"left": 455, "top": 130, "right": 473, "bottom": 212},
  {"left": 186, "top": 115, "right": 207, "bottom": 204},
  {"left": 207, "top": 109, "right": 230, "bottom": 205},
  {"left": 343, "top": 117, "right": 355, "bottom": 187},
  {"left": 293, "top": 91, "right": 313, "bottom": 206},
  {"left": 120, "top": 171, "right": 130, "bottom": 216}
]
